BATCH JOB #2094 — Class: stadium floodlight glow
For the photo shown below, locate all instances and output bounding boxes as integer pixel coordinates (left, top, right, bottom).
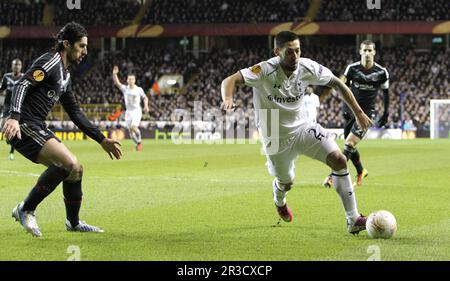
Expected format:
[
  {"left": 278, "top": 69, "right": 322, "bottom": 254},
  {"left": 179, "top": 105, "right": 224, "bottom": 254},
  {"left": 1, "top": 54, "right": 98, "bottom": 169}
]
[
  {"left": 430, "top": 99, "right": 450, "bottom": 139},
  {"left": 167, "top": 79, "right": 177, "bottom": 86}
]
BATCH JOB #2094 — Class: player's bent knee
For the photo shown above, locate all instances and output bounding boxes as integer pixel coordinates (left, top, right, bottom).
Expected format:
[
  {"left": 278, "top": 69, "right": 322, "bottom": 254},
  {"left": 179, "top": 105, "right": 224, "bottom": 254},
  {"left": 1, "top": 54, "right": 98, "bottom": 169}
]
[
  {"left": 66, "top": 162, "right": 83, "bottom": 182},
  {"left": 326, "top": 151, "right": 347, "bottom": 171}
]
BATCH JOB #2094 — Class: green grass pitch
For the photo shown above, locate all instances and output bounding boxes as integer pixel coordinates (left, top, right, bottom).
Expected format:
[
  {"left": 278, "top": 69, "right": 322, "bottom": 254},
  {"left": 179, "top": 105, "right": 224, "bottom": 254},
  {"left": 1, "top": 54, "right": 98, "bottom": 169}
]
[{"left": 0, "top": 139, "right": 449, "bottom": 261}]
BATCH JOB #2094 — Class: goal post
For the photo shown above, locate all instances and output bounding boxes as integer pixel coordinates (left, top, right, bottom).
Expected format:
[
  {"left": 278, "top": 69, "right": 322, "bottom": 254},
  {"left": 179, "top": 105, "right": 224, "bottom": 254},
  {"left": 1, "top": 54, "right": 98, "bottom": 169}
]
[{"left": 430, "top": 99, "right": 450, "bottom": 139}]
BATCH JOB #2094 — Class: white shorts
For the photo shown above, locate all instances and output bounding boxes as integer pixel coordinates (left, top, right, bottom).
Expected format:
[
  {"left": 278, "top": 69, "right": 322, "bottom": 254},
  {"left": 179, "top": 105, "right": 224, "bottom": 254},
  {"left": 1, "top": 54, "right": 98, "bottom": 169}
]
[
  {"left": 265, "top": 122, "right": 339, "bottom": 183},
  {"left": 125, "top": 110, "right": 142, "bottom": 128}
]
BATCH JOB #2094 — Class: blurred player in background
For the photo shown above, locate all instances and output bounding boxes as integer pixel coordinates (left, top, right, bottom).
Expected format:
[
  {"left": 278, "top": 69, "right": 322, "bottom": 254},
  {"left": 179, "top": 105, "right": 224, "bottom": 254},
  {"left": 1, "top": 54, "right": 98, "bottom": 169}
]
[
  {"left": 221, "top": 31, "right": 372, "bottom": 235},
  {"left": 301, "top": 86, "right": 320, "bottom": 124},
  {"left": 0, "top": 59, "right": 24, "bottom": 160},
  {"left": 112, "top": 66, "right": 149, "bottom": 151},
  {"left": 1, "top": 22, "right": 122, "bottom": 237},
  {"left": 323, "top": 40, "right": 390, "bottom": 187}
]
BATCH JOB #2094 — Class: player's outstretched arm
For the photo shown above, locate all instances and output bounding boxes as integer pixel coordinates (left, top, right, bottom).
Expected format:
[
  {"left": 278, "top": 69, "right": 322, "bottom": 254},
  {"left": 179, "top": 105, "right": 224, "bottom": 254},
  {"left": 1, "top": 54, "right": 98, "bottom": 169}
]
[
  {"left": 112, "top": 66, "right": 123, "bottom": 89},
  {"left": 326, "top": 76, "right": 373, "bottom": 131},
  {"left": 220, "top": 72, "right": 243, "bottom": 111},
  {"left": 142, "top": 94, "right": 149, "bottom": 113}
]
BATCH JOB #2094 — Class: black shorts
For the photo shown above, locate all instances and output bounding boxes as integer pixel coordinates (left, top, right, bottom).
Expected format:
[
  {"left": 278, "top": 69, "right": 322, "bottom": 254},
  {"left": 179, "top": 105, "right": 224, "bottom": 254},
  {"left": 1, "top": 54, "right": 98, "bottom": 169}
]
[
  {"left": 8, "top": 122, "right": 60, "bottom": 163},
  {"left": 343, "top": 111, "right": 375, "bottom": 139}
]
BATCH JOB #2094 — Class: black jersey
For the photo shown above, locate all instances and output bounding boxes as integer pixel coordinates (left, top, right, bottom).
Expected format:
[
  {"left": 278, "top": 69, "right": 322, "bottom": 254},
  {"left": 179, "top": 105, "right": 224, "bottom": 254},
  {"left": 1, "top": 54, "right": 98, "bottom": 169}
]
[
  {"left": 0, "top": 72, "right": 24, "bottom": 116},
  {"left": 8, "top": 51, "right": 105, "bottom": 143},
  {"left": 342, "top": 61, "right": 389, "bottom": 114}
]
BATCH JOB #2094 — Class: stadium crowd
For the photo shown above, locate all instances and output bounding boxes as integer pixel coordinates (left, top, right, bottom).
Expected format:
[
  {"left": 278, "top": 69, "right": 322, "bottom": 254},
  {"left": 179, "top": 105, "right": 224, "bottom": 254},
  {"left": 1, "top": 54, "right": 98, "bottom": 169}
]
[
  {"left": 0, "top": 0, "right": 448, "bottom": 26},
  {"left": 1, "top": 41, "right": 448, "bottom": 132}
]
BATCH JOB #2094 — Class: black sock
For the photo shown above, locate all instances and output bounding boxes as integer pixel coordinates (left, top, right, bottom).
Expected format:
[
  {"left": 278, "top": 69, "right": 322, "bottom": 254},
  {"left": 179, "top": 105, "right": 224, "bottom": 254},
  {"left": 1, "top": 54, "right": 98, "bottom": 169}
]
[
  {"left": 22, "top": 165, "right": 70, "bottom": 211},
  {"left": 343, "top": 143, "right": 355, "bottom": 162},
  {"left": 10, "top": 146, "right": 14, "bottom": 154},
  {"left": 63, "top": 180, "right": 83, "bottom": 227},
  {"left": 350, "top": 149, "right": 364, "bottom": 175}
]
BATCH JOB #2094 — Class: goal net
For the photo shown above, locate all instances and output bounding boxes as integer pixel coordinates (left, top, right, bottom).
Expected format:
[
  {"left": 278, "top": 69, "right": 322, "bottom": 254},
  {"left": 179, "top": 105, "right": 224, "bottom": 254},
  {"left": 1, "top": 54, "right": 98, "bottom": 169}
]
[{"left": 430, "top": 99, "right": 450, "bottom": 139}]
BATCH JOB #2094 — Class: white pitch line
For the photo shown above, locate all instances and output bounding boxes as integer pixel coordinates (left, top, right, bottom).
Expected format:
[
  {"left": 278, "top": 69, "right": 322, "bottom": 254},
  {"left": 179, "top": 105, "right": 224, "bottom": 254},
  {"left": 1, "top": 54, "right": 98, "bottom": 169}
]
[{"left": 0, "top": 170, "right": 40, "bottom": 177}]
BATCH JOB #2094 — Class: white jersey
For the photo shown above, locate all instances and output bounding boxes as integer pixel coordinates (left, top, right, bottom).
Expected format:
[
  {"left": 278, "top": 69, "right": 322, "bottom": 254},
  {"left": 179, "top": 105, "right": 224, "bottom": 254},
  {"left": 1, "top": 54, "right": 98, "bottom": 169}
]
[
  {"left": 301, "top": 93, "right": 320, "bottom": 123},
  {"left": 240, "top": 57, "right": 333, "bottom": 142},
  {"left": 120, "top": 85, "right": 146, "bottom": 111}
]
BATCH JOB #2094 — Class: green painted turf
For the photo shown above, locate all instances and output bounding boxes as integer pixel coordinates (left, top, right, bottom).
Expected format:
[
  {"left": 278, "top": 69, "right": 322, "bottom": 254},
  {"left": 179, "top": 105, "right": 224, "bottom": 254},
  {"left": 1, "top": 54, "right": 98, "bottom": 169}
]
[{"left": 0, "top": 139, "right": 449, "bottom": 261}]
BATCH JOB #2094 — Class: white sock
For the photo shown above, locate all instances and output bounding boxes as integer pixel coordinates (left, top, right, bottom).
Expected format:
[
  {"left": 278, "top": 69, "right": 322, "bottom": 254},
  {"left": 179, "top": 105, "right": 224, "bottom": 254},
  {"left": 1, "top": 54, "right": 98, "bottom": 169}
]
[
  {"left": 130, "top": 130, "right": 139, "bottom": 144},
  {"left": 135, "top": 129, "right": 142, "bottom": 144},
  {"left": 272, "top": 179, "right": 287, "bottom": 207},
  {"left": 332, "top": 168, "right": 359, "bottom": 222}
]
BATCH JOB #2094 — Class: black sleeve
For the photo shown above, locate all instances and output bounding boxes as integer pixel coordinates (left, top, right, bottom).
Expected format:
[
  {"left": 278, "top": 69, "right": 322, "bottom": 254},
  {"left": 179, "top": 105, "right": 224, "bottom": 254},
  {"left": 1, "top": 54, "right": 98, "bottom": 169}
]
[
  {"left": 60, "top": 83, "right": 106, "bottom": 144},
  {"left": 0, "top": 74, "right": 7, "bottom": 91},
  {"left": 382, "top": 88, "right": 389, "bottom": 114},
  {"left": 9, "top": 53, "right": 57, "bottom": 121}
]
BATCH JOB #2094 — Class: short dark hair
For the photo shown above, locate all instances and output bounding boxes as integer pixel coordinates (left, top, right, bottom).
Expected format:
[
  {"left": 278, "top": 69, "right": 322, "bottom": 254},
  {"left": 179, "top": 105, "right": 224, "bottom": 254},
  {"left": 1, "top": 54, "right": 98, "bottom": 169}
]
[
  {"left": 275, "top": 31, "right": 300, "bottom": 48},
  {"left": 54, "top": 22, "right": 88, "bottom": 52},
  {"left": 360, "top": 39, "right": 375, "bottom": 48}
]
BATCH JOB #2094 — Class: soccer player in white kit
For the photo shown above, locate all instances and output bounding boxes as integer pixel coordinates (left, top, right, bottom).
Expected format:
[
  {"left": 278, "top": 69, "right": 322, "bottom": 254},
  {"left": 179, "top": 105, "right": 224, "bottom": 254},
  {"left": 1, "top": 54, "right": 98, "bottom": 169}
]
[
  {"left": 112, "top": 66, "right": 149, "bottom": 151},
  {"left": 301, "top": 86, "right": 320, "bottom": 124},
  {"left": 221, "top": 31, "right": 372, "bottom": 235}
]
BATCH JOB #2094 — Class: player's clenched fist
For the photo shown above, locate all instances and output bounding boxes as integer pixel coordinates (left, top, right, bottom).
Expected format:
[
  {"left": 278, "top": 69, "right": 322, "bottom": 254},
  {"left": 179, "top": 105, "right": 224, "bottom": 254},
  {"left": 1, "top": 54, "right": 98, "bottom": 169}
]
[{"left": 112, "top": 65, "right": 119, "bottom": 75}]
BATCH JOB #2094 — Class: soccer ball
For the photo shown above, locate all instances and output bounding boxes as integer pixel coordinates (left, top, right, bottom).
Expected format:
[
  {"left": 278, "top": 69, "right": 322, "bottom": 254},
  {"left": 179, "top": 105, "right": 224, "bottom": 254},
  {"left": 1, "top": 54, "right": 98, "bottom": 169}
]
[{"left": 366, "top": 210, "right": 397, "bottom": 239}]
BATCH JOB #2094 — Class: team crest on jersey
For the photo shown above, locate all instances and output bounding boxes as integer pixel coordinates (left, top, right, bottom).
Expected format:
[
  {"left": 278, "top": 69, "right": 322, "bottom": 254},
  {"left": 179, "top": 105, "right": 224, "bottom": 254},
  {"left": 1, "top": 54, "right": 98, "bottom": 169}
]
[
  {"left": 47, "top": 90, "right": 56, "bottom": 98},
  {"left": 33, "top": 70, "right": 45, "bottom": 82},
  {"left": 249, "top": 64, "right": 261, "bottom": 74}
]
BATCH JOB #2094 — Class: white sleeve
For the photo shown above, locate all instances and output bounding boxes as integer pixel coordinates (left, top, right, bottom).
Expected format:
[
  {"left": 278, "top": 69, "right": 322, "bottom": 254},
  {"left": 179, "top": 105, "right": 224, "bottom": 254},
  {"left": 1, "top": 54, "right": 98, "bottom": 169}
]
[
  {"left": 303, "top": 59, "right": 334, "bottom": 86},
  {"left": 314, "top": 95, "right": 320, "bottom": 108},
  {"left": 239, "top": 62, "right": 268, "bottom": 87},
  {"left": 119, "top": 84, "right": 127, "bottom": 93},
  {"left": 139, "top": 87, "right": 146, "bottom": 98}
]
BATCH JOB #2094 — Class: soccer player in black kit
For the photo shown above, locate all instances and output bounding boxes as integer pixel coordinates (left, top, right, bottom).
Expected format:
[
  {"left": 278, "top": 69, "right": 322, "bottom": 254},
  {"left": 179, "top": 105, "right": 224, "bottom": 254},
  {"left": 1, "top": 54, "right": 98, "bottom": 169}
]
[
  {"left": 323, "top": 40, "right": 389, "bottom": 188},
  {"left": 0, "top": 59, "right": 24, "bottom": 160},
  {"left": 1, "top": 22, "right": 122, "bottom": 237}
]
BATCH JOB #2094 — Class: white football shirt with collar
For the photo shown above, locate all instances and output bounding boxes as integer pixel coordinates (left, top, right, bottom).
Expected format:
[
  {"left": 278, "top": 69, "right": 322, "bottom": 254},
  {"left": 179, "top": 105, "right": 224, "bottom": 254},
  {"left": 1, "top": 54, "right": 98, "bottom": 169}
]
[
  {"left": 239, "top": 56, "right": 333, "bottom": 141},
  {"left": 301, "top": 93, "right": 320, "bottom": 123},
  {"left": 120, "top": 84, "right": 146, "bottom": 112}
]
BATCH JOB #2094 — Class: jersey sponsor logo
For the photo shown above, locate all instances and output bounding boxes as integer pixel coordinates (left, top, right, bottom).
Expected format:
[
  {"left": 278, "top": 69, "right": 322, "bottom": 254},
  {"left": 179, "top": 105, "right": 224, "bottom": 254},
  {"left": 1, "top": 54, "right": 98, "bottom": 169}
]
[
  {"left": 33, "top": 70, "right": 45, "bottom": 82},
  {"left": 47, "top": 90, "right": 56, "bottom": 98},
  {"left": 267, "top": 95, "right": 302, "bottom": 104},
  {"left": 249, "top": 64, "right": 262, "bottom": 74}
]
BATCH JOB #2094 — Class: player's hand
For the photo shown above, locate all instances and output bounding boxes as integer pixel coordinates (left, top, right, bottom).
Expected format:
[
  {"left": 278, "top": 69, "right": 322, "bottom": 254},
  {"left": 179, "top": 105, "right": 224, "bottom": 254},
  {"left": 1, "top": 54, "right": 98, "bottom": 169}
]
[
  {"left": 101, "top": 138, "right": 122, "bottom": 160},
  {"left": 1, "top": 118, "right": 21, "bottom": 140},
  {"left": 355, "top": 111, "right": 373, "bottom": 132},
  {"left": 112, "top": 66, "right": 119, "bottom": 75},
  {"left": 220, "top": 100, "right": 236, "bottom": 112},
  {"left": 378, "top": 113, "right": 389, "bottom": 128},
  {"left": 143, "top": 106, "right": 149, "bottom": 114}
]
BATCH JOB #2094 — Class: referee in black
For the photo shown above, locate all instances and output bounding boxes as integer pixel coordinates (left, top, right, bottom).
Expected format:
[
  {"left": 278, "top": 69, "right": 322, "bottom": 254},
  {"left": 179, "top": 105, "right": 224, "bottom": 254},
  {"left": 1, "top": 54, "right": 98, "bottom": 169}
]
[{"left": 1, "top": 22, "right": 122, "bottom": 237}]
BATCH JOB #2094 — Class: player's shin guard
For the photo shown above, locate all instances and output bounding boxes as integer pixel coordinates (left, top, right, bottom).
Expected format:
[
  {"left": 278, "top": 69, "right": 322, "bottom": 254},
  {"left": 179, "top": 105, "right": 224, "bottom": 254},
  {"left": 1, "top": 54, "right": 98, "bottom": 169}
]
[
  {"left": 343, "top": 143, "right": 355, "bottom": 162},
  {"left": 63, "top": 180, "right": 83, "bottom": 227},
  {"left": 350, "top": 149, "right": 364, "bottom": 175},
  {"left": 332, "top": 168, "right": 359, "bottom": 222},
  {"left": 135, "top": 129, "right": 142, "bottom": 144},
  {"left": 22, "top": 165, "right": 70, "bottom": 211}
]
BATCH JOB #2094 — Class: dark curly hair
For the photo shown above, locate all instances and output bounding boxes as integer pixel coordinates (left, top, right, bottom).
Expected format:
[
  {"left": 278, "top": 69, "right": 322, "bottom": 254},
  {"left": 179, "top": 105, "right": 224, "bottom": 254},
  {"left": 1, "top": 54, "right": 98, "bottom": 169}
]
[{"left": 54, "top": 22, "right": 88, "bottom": 52}]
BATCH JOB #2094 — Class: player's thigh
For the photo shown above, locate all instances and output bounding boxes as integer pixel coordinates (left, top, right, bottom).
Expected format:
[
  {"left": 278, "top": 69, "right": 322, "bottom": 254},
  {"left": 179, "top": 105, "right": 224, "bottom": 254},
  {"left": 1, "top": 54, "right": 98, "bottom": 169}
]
[
  {"left": 266, "top": 144, "right": 297, "bottom": 183},
  {"left": 131, "top": 111, "right": 142, "bottom": 128},
  {"left": 299, "top": 122, "right": 340, "bottom": 164},
  {"left": 345, "top": 132, "right": 362, "bottom": 147},
  {"left": 349, "top": 120, "right": 368, "bottom": 141},
  {"left": 37, "top": 138, "right": 78, "bottom": 169}
]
